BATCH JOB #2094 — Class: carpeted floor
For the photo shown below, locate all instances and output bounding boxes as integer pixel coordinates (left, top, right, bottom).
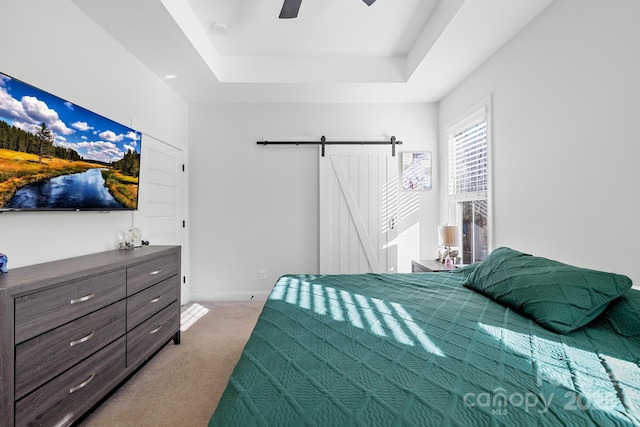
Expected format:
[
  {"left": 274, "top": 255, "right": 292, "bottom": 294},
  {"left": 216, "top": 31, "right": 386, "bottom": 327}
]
[{"left": 78, "top": 300, "right": 265, "bottom": 427}]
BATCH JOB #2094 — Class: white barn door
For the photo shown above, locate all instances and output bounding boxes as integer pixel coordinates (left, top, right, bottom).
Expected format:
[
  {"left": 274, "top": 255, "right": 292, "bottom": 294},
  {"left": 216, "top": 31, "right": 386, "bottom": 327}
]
[
  {"left": 134, "top": 134, "right": 187, "bottom": 302},
  {"left": 319, "top": 145, "right": 398, "bottom": 274}
]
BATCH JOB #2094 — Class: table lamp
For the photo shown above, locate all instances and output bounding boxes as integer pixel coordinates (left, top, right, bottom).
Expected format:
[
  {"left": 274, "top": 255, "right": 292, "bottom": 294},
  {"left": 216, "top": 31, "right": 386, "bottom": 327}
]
[{"left": 438, "top": 225, "right": 460, "bottom": 264}]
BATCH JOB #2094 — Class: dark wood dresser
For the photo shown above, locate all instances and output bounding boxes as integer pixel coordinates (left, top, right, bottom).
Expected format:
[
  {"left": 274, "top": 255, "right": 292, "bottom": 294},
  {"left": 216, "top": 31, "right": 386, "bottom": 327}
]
[{"left": 0, "top": 245, "right": 181, "bottom": 427}]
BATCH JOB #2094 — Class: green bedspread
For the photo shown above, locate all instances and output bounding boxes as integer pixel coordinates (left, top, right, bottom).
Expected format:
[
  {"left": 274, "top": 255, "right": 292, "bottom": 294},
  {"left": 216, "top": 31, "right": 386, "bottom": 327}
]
[{"left": 209, "top": 272, "right": 640, "bottom": 426}]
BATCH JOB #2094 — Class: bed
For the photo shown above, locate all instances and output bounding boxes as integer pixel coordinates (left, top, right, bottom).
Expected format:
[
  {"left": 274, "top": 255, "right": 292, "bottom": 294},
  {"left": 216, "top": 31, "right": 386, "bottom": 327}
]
[{"left": 209, "top": 247, "right": 640, "bottom": 426}]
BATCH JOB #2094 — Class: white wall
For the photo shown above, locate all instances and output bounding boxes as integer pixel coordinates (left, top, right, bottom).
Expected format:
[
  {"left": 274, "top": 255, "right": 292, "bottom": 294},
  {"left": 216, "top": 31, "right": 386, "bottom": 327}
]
[
  {"left": 0, "top": 1, "right": 188, "bottom": 268},
  {"left": 190, "top": 103, "right": 438, "bottom": 300},
  {"left": 9, "top": 0, "right": 636, "bottom": 299},
  {"left": 438, "top": 0, "right": 640, "bottom": 286}
]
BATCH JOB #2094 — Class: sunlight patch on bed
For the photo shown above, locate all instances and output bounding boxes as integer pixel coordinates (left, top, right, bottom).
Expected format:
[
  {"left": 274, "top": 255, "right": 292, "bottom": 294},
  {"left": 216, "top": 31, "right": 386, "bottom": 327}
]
[
  {"left": 325, "top": 286, "right": 345, "bottom": 322},
  {"left": 354, "top": 293, "right": 386, "bottom": 336},
  {"left": 270, "top": 277, "right": 445, "bottom": 355},
  {"left": 391, "top": 302, "right": 444, "bottom": 355},
  {"left": 180, "top": 303, "right": 210, "bottom": 331},
  {"left": 299, "top": 281, "right": 311, "bottom": 310},
  {"left": 477, "top": 322, "right": 630, "bottom": 420},
  {"left": 340, "top": 290, "right": 366, "bottom": 330},
  {"left": 312, "top": 284, "right": 327, "bottom": 315},
  {"left": 285, "top": 278, "right": 300, "bottom": 305},
  {"left": 269, "top": 280, "right": 288, "bottom": 300},
  {"left": 371, "top": 298, "right": 413, "bottom": 346}
]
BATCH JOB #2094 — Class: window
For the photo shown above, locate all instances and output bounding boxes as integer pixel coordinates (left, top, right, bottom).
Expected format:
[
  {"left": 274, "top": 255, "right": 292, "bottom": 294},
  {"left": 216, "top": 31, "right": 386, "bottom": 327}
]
[{"left": 447, "top": 101, "right": 491, "bottom": 264}]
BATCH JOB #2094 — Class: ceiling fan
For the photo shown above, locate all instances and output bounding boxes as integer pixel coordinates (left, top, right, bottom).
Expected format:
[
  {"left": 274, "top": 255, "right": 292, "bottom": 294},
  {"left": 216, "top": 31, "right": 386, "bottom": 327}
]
[{"left": 279, "top": 0, "right": 376, "bottom": 19}]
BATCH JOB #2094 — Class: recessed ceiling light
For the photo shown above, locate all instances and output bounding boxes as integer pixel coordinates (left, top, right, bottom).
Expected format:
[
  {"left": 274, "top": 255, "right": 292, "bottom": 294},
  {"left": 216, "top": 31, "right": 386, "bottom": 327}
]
[
  {"left": 210, "top": 22, "right": 227, "bottom": 35},
  {"left": 163, "top": 74, "right": 178, "bottom": 80}
]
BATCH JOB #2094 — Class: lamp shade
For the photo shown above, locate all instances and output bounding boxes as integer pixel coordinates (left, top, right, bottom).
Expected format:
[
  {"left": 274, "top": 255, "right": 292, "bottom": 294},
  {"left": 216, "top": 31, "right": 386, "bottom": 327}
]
[{"left": 438, "top": 225, "right": 460, "bottom": 247}]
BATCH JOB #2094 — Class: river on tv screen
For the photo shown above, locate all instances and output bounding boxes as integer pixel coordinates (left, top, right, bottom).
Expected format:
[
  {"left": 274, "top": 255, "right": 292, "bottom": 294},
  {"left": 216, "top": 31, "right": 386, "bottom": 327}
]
[{"left": 0, "top": 72, "right": 142, "bottom": 210}]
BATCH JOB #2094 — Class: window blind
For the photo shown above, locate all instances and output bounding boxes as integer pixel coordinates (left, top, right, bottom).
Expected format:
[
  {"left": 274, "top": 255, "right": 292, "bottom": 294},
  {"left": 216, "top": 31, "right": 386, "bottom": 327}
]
[{"left": 448, "top": 111, "right": 487, "bottom": 197}]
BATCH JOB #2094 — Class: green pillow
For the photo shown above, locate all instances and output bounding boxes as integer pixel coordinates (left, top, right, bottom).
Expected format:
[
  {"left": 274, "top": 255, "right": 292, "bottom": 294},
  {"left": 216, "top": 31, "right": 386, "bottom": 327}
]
[
  {"left": 597, "top": 289, "right": 640, "bottom": 340},
  {"left": 463, "top": 247, "right": 633, "bottom": 334}
]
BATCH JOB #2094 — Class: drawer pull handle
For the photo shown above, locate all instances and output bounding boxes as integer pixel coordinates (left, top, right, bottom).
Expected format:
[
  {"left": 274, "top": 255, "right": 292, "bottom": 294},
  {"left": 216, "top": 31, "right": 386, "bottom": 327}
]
[
  {"left": 150, "top": 325, "right": 163, "bottom": 335},
  {"left": 70, "top": 331, "right": 95, "bottom": 347},
  {"left": 149, "top": 269, "right": 162, "bottom": 276},
  {"left": 70, "top": 293, "right": 95, "bottom": 305},
  {"left": 69, "top": 374, "right": 94, "bottom": 394},
  {"left": 150, "top": 296, "right": 162, "bottom": 304}
]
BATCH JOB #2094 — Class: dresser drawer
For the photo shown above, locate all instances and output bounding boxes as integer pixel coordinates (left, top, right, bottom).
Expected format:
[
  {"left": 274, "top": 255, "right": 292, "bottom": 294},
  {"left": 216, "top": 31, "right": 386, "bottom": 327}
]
[
  {"left": 15, "top": 269, "right": 126, "bottom": 343},
  {"left": 127, "top": 276, "right": 179, "bottom": 332},
  {"left": 126, "top": 254, "right": 178, "bottom": 296},
  {"left": 15, "top": 300, "right": 126, "bottom": 399},
  {"left": 15, "top": 336, "right": 126, "bottom": 427},
  {"left": 127, "top": 301, "right": 179, "bottom": 368}
]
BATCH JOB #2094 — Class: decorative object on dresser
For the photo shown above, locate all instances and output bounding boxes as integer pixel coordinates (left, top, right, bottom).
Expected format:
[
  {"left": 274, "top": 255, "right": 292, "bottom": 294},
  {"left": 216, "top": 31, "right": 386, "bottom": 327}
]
[{"left": 0, "top": 245, "right": 181, "bottom": 427}]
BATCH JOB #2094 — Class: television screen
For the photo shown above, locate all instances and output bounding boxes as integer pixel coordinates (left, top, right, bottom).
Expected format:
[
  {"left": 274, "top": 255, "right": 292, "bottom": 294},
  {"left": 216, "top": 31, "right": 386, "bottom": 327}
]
[{"left": 0, "top": 71, "right": 142, "bottom": 211}]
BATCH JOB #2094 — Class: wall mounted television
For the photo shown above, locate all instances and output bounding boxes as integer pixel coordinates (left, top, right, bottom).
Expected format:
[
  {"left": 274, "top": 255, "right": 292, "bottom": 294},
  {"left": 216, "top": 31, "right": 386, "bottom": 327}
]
[{"left": 0, "top": 71, "right": 142, "bottom": 211}]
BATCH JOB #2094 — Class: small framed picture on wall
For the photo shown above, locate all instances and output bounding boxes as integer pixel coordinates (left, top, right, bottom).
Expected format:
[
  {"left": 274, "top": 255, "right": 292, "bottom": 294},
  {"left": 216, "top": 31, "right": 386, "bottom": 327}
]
[{"left": 401, "top": 151, "right": 432, "bottom": 191}]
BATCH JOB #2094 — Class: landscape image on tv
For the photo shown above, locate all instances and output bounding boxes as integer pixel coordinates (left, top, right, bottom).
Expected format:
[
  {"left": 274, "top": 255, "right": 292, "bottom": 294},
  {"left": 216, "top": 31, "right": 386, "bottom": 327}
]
[{"left": 0, "top": 71, "right": 142, "bottom": 211}]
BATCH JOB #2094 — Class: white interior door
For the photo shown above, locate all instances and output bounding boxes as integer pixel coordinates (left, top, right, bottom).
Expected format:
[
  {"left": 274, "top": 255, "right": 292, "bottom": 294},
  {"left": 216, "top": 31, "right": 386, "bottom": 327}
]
[
  {"left": 134, "top": 134, "right": 187, "bottom": 302},
  {"left": 319, "top": 145, "right": 398, "bottom": 274}
]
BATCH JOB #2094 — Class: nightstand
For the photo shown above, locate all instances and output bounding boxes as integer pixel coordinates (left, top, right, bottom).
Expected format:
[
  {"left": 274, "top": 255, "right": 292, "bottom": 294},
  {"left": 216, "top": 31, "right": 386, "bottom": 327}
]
[{"left": 411, "top": 259, "right": 461, "bottom": 272}]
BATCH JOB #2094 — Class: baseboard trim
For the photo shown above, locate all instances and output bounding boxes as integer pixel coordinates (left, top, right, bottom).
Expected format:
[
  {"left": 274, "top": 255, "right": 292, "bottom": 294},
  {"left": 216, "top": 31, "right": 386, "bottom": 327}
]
[{"left": 189, "top": 291, "right": 270, "bottom": 301}]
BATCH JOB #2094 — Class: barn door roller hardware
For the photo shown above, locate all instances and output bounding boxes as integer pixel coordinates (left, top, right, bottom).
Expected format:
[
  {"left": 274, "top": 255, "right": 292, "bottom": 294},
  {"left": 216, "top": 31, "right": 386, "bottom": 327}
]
[{"left": 256, "top": 136, "right": 402, "bottom": 156}]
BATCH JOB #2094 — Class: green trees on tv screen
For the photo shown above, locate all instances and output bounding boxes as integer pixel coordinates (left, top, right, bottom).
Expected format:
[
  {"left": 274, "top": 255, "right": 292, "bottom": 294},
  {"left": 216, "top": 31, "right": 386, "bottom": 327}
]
[{"left": 0, "top": 120, "right": 139, "bottom": 177}]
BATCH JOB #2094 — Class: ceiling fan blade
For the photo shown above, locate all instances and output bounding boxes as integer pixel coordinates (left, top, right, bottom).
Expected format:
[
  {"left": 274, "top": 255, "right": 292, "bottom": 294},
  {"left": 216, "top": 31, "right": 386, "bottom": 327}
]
[
  {"left": 362, "top": 0, "right": 376, "bottom": 5},
  {"left": 279, "top": 0, "right": 303, "bottom": 18}
]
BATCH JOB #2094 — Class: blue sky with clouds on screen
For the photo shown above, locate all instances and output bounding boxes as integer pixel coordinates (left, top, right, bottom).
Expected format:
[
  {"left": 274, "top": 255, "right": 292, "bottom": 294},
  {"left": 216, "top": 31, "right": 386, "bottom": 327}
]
[{"left": 0, "top": 72, "right": 140, "bottom": 163}]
